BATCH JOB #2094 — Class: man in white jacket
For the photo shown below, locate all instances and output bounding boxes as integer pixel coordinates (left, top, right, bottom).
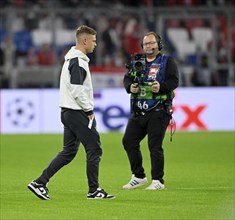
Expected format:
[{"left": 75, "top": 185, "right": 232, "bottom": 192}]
[{"left": 28, "top": 25, "right": 115, "bottom": 200}]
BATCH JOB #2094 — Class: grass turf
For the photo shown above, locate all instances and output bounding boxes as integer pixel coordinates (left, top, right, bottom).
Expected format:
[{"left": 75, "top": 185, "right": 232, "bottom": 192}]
[{"left": 0, "top": 132, "right": 234, "bottom": 219}]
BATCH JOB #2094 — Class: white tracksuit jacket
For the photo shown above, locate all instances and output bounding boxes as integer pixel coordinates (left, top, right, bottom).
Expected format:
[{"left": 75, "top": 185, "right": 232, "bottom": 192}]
[{"left": 59, "top": 46, "right": 94, "bottom": 114}]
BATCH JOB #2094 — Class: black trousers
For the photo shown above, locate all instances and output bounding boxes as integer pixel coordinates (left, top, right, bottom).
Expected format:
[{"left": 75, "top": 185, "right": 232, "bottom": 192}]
[
  {"left": 37, "top": 109, "right": 102, "bottom": 193},
  {"left": 122, "top": 109, "right": 171, "bottom": 184}
]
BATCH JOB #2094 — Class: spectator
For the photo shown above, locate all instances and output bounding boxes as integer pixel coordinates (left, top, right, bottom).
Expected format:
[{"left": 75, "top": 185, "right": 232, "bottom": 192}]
[
  {"left": 191, "top": 54, "right": 212, "bottom": 86},
  {"left": 0, "top": 44, "right": 5, "bottom": 87},
  {"left": 37, "top": 43, "right": 55, "bottom": 65},
  {"left": 122, "top": 18, "right": 142, "bottom": 55},
  {"left": 0, "top": 36, "right": 15, "bottom": 87},
  {"left": 26, "top": 47, "right": 38, "bottom": 66},
  {"left": 216, "top": 28, "right": 229, "bottom": 86},
  {"left": 99, "top": 17, "right": 120, "bottom": 66},
  {"left": 111, "top": 48, "right": 126, "bottom": 67}
]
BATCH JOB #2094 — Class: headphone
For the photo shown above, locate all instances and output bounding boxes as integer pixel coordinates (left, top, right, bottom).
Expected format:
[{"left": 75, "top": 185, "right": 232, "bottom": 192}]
[{"left": 141, "top": 32, "right": 163, "bottom": 51}]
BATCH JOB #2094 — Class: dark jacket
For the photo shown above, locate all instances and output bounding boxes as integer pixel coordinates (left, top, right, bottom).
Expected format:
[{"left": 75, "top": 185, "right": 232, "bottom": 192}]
[{"left": 123, "top": 53, "right": 179, "bottom": 98}]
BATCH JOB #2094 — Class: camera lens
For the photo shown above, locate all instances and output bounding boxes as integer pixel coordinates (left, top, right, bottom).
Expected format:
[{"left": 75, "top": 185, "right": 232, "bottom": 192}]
[{"left": 135, "top": 61, "right": 143, "bottom": 67}]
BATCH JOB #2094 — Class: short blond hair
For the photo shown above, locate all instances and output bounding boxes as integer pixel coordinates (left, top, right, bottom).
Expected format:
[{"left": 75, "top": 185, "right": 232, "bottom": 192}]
[{"left": 76, "top": 25, "right": 97, "bottom": 38}]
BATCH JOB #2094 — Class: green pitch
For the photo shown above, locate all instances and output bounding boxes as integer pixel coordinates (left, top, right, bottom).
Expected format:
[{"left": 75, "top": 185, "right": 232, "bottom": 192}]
[{"left": 0, "top": 131, "right": 234, "bottom": 219}]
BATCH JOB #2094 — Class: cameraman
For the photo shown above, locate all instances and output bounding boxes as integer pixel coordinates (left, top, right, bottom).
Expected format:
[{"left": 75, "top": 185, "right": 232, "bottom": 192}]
[{"left": 122, "top": 32, "right": 179, "bottom": 190}]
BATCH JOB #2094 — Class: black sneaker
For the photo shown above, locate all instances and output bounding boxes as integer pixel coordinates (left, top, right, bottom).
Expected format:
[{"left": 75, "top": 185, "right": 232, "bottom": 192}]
[
  {"left": 27, "top": 180, "right": 51, "bottom": 200},
  {"left": 87, "top": 188, "right": 115, "bottom": 199}
]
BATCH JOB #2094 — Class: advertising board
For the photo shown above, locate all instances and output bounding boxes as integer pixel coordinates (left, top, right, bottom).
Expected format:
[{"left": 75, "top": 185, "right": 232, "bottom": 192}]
[{"left": 0, "top": 88, "right": 234, "bottom": 133}]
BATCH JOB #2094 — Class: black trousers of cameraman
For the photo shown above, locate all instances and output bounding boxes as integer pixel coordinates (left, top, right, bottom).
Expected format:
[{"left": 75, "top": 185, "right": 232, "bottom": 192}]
[
  {"left": 36, "top": 108, "right": 102, "bottom": 193},
  {"left": 122, "top": 108, "right": 171, "bottom": 184}
]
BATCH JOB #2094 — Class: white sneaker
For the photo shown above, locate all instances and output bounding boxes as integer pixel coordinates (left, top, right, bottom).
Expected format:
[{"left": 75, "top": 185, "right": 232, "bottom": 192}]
[
  {"left": 87, "top": 188, "right": 115, "bottom": 199},
  {"left": 123, "top": 175, "right": 148, "bottom": 189},
  {"left": 145, "top": 180, "right": 165, "bottom": 190},
  {"left": 27, "top": 180, "right": 51, "bottom": 200}
]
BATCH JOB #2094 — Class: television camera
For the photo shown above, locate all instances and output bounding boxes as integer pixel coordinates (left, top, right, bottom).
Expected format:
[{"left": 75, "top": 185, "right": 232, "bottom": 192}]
[{"left": 126, "top": 53, "right": 146, "bottom": 84}]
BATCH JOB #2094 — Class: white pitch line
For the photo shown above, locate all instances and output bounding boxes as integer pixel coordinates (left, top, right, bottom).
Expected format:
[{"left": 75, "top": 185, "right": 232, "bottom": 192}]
[{"left": 175, "top": 186, "right": 235, "bottom": 190}]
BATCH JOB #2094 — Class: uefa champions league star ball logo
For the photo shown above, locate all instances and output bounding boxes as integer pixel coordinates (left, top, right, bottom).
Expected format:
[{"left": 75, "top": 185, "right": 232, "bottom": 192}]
[{"left": 6, "top": 98, "right": 35, "bottom": 127}]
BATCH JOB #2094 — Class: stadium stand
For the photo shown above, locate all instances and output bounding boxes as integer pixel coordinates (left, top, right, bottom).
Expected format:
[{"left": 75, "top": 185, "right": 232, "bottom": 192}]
[
  {"left": 191, "top": 27, "right": 213, "bottom": 52},
  {"left": 31, "top": 29, "right": 53, "bottom": 46},
  {"left": 55, "top": 29, "right": 75, "bottom": 46},
  {"left": 0, "top": 1, "right": 234, "bottom": 88},
  {"left": 167, "top": 27, "right": 190, "bottom": 47},
  {"left": 176, "top": 41, "right": 197, "bottom": 61},
  {"left": 14, "top": 31, "right": 33, "bottom": 54}
]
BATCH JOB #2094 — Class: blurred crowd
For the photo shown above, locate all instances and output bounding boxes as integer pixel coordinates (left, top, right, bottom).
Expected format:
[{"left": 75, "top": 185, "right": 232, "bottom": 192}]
[
  {"left": 1, "top": 0, "right": 235, "bottom": 8},
  {"left": 0, "top": 0, "right": 234, "bottom": 88}
]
